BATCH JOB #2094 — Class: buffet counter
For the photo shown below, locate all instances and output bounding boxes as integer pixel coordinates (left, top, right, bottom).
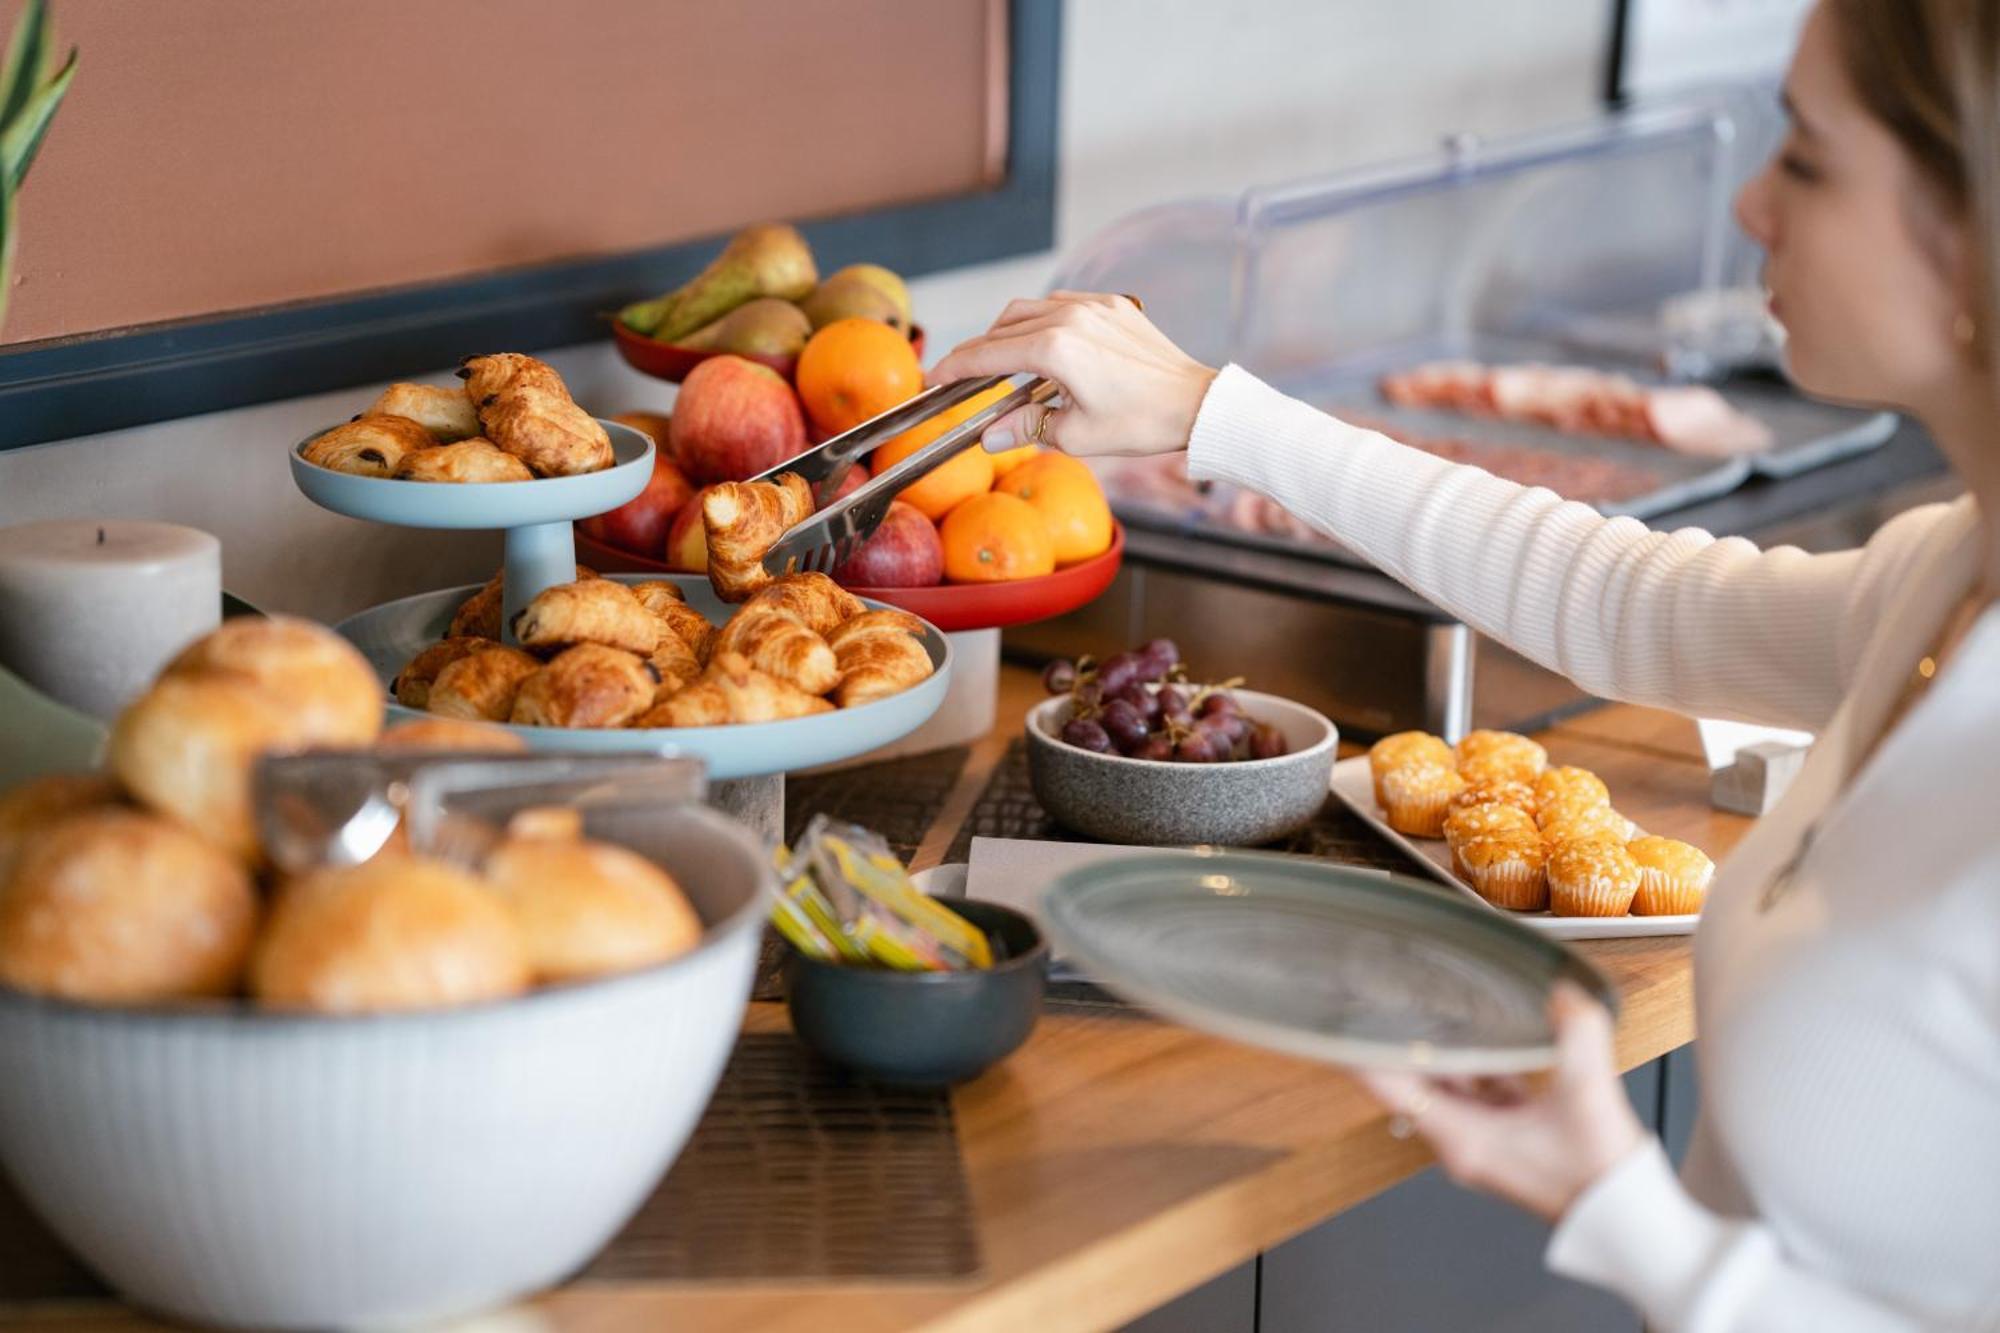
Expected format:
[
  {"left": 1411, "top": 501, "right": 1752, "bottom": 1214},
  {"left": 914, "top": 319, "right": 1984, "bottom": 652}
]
[{"left": 1, "top": 668, "right": 1728, "bottom": 1333}]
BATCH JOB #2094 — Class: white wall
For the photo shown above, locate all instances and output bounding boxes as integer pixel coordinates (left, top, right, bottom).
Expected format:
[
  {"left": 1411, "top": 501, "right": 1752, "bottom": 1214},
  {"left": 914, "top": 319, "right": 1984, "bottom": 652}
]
[{"left": 0, "top": 0, "right": 1610, "bottom": 623}]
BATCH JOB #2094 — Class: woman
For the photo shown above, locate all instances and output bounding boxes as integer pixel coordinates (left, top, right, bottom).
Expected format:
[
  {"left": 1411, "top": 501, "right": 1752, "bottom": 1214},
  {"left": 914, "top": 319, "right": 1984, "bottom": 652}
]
[{"left": 931, "top": 3, "right": 1998, "bottom": 1328}]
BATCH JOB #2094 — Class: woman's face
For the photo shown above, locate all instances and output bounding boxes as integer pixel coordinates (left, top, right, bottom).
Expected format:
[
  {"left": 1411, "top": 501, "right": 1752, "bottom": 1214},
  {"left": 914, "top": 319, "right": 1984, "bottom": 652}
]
[{"left": 1734, "top": 4, "right": 1973, "bottom": 412}]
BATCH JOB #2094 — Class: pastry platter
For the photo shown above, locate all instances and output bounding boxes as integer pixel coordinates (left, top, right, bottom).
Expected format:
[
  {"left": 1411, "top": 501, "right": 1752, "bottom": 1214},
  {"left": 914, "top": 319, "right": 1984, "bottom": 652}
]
[{"left": 1328, "top": 756, "right": 1699, "bottom": 939}]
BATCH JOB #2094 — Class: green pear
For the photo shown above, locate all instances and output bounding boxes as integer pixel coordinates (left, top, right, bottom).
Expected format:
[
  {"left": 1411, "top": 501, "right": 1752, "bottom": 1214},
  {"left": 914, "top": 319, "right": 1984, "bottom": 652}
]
[
  {"left": 617, "top": 223, "right": 818, "bottom": 341},
  {"left": 673, "top": 298, "right": 812, "bottom": 359},
  {"left": 799, "top": 271, "right": 908, "bottom": 334},
  {"left": 831, "top": 263, "right": 912, "bottom": 328}
]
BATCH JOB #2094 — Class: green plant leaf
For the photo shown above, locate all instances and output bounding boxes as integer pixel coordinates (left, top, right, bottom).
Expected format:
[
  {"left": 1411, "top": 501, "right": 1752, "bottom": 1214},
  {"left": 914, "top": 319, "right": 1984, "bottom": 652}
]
[
  {"left": 1, "top": 46, "right": 74, "bottom": 191},
  {"left": 0, "top": 0, "right": 52, "bottom": 132},
  {"left": 0, "top": 155, "right": 18, "bottom": 331}
]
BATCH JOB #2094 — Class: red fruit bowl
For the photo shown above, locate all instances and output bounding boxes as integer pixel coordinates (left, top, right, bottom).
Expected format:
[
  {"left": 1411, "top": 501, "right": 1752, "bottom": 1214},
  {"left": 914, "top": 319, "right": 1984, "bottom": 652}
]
[
  {"left": 612, "top": 320, "right": 926, "bottom": 385},
  {"left": 574, "top": 521, "right": 1124, "bottom": 634}
]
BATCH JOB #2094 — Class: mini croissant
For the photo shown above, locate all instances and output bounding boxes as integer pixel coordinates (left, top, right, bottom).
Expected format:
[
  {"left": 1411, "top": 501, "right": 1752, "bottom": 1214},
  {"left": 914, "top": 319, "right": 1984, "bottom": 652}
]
[
  {"left": 395, "top": 636, "right": 490, "bottom": 709},
  {"left": 702, "top": 473, "right": 813, "bottom": 602},
  {"left": 647, "top": 629, "right": 703, "bottom": 702},
  {"left": 631, "top": 581, "right": 715, "bottom": 663},
  {"left": 712, "top": 606, "right": 839, "bottom": 696},
  {"left": 393, "top": 438, "right": 533, "bottom": 484},
  {"left": 302, "top": 415, "right": 434, "bottom": 477},
  {"left": 427, "top": 645, "right": 543, "bottom": 721},
  {"left": 513, "top": 580, "right": 660, "bottom": 656},
  {"left": 635, "top": 651, "right": 833, "bottom": 728},
  {"left": 826, "top": 610, "right": 933, "bottom": 708},
  {"left": 368, "top": 383, "right": 481, "bottom": 442},
  {"left": 510, "top": 644, "right": 658, "bottom": 728},
  {"left": 459, "top": 353, "right": 613, "bottom": 478},
  {"left": 739, "top": 572, "right": 866, "bottom": 636},
  {"left": 449, "top": 565, "right": 599, "bottom": 641}
]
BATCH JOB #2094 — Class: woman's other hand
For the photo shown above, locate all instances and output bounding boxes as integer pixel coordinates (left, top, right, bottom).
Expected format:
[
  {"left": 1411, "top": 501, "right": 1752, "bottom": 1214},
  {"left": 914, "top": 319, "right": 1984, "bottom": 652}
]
[
  {"left": 1358, "top": 981, "right": 1648, "bottom": 1225},
  {"left": 926, "top": 292, "right": 1217, "bottom": 458}
]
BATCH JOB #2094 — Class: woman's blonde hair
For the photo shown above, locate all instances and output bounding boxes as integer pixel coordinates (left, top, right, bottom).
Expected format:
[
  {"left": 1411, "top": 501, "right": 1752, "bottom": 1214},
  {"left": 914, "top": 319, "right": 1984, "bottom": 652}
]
[{"left": 1830, "top": 0, "right": 2000, "bottom": 364}]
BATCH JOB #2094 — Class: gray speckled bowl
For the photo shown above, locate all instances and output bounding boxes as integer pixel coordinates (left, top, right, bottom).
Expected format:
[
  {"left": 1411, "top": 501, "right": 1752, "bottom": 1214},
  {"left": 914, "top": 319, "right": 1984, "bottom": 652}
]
[{"left": 1024, "top": 689, "right": 1339, "bottom": 846}]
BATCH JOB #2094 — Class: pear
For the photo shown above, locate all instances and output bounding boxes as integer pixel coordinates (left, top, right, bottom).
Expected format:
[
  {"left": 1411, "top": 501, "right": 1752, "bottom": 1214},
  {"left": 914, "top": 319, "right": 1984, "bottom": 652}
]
[
  {"left": 673, "top": 298, "right": 812, "bottom": 360},
  {"left": 799, "top": 271, "right": 908, "bottom": 334},
  {"left": 617, "top": 223, "right": 818, "bottom": 341},
  {"left": 831, "top": 264, "right": 912, "bottom": 328}
]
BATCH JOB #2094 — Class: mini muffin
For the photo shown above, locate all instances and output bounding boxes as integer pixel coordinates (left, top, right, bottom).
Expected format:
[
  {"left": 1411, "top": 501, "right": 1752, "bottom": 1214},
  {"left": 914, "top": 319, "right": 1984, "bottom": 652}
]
[
  {"left": 1380, "top": 761, "right": 1465, "bottom": 838},
  {"left": 1447, "top": 776, "right": 1537, "bottom": 819},
  {"left": 1455, "top": 730, "right": 1548, "bottom": 785},
  {"left": 1628, "top": 836, "right": 1715, "bottom": 916},
  {"left": 1540, "top": 805, "right": 1640, "bottom": 848},
  {"left": 1369, "top": 732, "right": 1453, "bottom": 805},
  {"left": 1442, "top": 802, "right": 1537, "bottom": 875},
  {"left": 1459, "top": 830, "right": 1550, "bottom": 911},
  {"left": 1533, "top": 766, "right": 1611, "bottom": 828},
  {"left": 1547, "top": 837, "right": 1642, "bottom": 917}
]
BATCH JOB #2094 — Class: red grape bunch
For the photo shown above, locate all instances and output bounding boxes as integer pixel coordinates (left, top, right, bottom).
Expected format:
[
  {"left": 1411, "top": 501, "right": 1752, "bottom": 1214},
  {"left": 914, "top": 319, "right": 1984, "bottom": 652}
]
[{"left": 1043, "top": 640, "right": 1290, "bottom": 764}]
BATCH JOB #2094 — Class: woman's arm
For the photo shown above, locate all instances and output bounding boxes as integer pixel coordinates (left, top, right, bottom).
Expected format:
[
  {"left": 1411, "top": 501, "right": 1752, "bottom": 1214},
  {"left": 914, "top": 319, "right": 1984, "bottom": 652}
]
[
  {"left": 1189, "top": 365, "right": 1941, "bottom": 731},
  {"left": 1549, "top": 1140, "right": 1941, "bottom": 1331}
]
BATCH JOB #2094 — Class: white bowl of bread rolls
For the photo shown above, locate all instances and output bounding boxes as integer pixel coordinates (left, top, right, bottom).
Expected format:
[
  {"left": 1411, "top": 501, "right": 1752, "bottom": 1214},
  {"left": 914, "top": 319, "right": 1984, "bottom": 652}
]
[{"left": 0, "top": 616, "right": 770, "bottom": 1330}]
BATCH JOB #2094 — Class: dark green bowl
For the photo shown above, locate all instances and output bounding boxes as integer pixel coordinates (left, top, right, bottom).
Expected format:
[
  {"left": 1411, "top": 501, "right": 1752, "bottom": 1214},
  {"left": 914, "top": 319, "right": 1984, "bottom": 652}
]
[{"left": 784, "top": 899, "right": 1048, "bottom": 1087}]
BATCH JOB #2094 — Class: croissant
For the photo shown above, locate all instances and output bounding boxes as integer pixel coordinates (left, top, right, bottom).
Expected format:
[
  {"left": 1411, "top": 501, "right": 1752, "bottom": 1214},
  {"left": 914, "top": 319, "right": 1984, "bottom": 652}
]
[
  {"left": 449, "top": 565, "right": 601, "bottom": 640},
  {"left": 634, "top": 651, "right": 834, "bottom": 728},
  {"left": 713, "top": 606, "right": 839, "bottom": 696},
  {"left": 483, "top": 391, "right": 614, "bottom": 478},
  {"left": 647, "top": 630, "right": 702, "bottom": 702},
  {"left": 458, "top": 353, "right": 567, "bottom": 404},
  {"left": 302, "top": 415, "right": 434, "bottom": 477},
  {"left": 427, "top": 645, "right": 542, "bottom": 721},
  {"left": 739, "top": 572, "right": 867, "bottom": 635},
  {"left": 368, "top": 383, "right": 481, "bottom": 442},
  {"left": 702, "top": 473, "right": 813, "bottom": 602},
  {"left": 394, "top": 636, "right": 490, "bottom": 709},
  {"left": 511, "top": 644, "right": 658, "bottom": 728},
  {"left": 827, "top": 610, "right": 934, "bottom": 708},
  {"left": 513, "top": 579, "right": 659, "bottom": 656},
  {"left": 628, "top": 580, "right": 685, "bottom": 612},
  {"left": 393, "top": 439, "right": 533, "bottom": 483}
]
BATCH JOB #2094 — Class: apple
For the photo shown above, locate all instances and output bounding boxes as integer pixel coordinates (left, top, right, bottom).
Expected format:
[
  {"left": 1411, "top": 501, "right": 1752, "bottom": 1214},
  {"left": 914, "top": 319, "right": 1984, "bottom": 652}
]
[
  {"left": 833, "top": 501, "right": 943, "bottom": 587},
  {"left": 820, "top": 459, "right": 869, "bottom": 509},
  {"left": 578, "top": 454, "right": 695, "bottom": 556},
  {"left": 669, "top": 355, "right": 807, "bottom": 483},
  {"left": 664, "top": 490, "right": 712, "bottom": 573}
]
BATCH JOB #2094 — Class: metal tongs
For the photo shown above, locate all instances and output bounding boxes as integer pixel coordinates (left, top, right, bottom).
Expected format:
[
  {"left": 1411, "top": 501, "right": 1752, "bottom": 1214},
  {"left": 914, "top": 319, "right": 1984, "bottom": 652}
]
[{"left": 754, "top": 374, "right": 1060, "bottom": 575}]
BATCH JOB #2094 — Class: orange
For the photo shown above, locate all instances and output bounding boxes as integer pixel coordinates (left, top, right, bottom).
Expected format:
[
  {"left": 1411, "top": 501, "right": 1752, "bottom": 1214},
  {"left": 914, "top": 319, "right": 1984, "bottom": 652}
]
[
  {"left": 794, "top": 318, "right": 924, "bottom": 436},
  {"left": 940, "top": 492, "right": 1055, "bottom": 583},
  {"left": 987, "top": 442, "right": 1044, "bottom": 476},
  {"left": 993, "top": 452, "right": 1113, "bottom": 563},
  {"left": 869, "top": 383, "right": 1007, "bottom": 520}
]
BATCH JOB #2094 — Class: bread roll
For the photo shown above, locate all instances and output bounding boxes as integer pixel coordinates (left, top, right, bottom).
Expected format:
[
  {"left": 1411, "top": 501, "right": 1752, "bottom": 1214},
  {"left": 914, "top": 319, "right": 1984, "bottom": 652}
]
[
  {"left": 0, "top": 809, "right": 257, "bottom": 1003},
  {"left": 376, "top": 718, "right": 527, "bottom": 752},
  {"left": 251, "top": 857, "right": 530, "bottom": 1013},
  {"left": 109, "top": 674, "right": 314, "bottom": 862},
  {"left": 481, "top": 835, "right": 702, "bottom": 983},
  {"left": 167, "top": 616, "right": 383, "bottom": 746},
  {"left": 0, "top": 773, "right": 121, "bottom": 889}
]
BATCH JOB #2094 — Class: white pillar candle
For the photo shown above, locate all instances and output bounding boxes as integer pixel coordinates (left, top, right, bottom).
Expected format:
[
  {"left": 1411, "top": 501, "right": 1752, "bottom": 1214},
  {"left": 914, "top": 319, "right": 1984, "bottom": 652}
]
[{"left": 0, "top": 520, "right": 222, "bottom": 720}]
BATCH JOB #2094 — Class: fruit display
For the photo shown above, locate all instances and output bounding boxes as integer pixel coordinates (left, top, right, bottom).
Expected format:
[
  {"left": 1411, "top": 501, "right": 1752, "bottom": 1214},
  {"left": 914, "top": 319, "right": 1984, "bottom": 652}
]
[
  {"left": 0, "top": 616, "right": 704, "bottom": 1013},
  {"left": 1041, "top": 640, "right": 1292, "bottom": 764},
  {"left": 297, "top": 354, "right": 612, "bottom": 481},
  {"left": 589, "top": 222, "right": 1118, "bottom": 594}
]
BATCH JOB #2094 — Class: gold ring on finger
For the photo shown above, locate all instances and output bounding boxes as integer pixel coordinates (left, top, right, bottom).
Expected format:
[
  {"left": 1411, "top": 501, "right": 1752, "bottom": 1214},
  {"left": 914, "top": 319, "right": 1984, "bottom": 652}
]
[{"left": 1031, "top": 406, "right": 1054, "bottom": 445}]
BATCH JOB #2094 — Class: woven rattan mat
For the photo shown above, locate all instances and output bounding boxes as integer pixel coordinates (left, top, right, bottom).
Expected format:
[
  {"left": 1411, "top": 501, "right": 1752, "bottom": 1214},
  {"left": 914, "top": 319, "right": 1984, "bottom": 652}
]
[{"left": 581, "top": 1033, "right": 979, "bottom": 1283}]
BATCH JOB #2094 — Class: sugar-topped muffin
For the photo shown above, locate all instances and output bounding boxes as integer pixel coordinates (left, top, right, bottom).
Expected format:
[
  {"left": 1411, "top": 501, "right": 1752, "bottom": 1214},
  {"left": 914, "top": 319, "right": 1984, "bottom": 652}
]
[
  {"left": 1455, "top": 730, "right": 1549, "bottom": 786},
  {"left": 1533, "top": 766, "right": 1611, "bottom": 829},
  {"left": 1369, "top": 731, "right": 1454, "bottom": 804},
  {"left": 1459, "top": 830, "right": 1550, "bottom": 911},
  {"left": 1448, "top": 776, "right": 1538, "bottom": 819},
  {"left": 1540, "top": 805, "right": 1640, "bottom": 848},
  {"left": 1380, "top": 761, "right": 1465, "bottom": 838},
  {"left": 1627, "top": 835, "right": 1715, "bottom": 916},
  {"left": 1443, "top": 802, "right": 1537, "bottom": 875},
  {"left": 1547, "top": 837, "right": 1641, "bottom": 916}
]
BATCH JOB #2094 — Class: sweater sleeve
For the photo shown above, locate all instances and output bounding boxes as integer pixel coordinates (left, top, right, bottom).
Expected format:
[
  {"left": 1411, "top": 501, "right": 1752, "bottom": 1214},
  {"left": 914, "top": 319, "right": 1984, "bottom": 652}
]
[
  {"left": 1547, "top": 1141, "right": 1943, "bottom": 1331},
  {"left": 1184, "top": 366, "right": 1947, "bottom": 731}
]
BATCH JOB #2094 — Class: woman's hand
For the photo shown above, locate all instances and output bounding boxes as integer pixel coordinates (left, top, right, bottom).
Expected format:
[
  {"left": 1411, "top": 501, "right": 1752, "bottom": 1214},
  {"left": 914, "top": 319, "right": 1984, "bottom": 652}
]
[
  {"left": 926, "top": 292, "right": 1218, "bottom": 458},
  {"left": 1358, "top": 982, "right": 1648, "bottom": 1225}
]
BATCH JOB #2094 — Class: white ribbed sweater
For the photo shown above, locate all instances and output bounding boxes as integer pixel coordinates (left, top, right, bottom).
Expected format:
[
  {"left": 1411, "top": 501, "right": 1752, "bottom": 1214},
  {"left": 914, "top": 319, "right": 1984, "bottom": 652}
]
[{"left": 1187, "top": 366, "right": 2000, "bottom": 1332}]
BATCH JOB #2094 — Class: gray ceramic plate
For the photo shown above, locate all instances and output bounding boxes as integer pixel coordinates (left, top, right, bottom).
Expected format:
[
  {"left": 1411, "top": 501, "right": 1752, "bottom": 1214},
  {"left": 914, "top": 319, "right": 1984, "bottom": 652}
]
[{"left": 1040, "top": 849, "right": 1616, "bottom": 1074}]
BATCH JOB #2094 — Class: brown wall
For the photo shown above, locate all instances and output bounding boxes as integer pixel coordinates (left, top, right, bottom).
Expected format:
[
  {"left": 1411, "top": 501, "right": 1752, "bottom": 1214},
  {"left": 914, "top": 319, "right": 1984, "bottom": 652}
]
[{"left": 0, "top": 0, "right": 1004, "bottom": 347}]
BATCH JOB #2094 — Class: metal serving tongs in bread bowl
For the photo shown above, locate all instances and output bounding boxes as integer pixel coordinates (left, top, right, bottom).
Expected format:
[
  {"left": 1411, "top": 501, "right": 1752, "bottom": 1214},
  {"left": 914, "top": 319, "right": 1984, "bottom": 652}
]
[{"left": 755, "top": 374, "right": 1060, "bottom": 577}]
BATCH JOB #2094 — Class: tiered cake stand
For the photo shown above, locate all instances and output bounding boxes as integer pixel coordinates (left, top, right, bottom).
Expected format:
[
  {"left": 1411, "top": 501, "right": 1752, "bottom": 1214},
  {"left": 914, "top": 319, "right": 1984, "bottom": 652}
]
[{"left": 291, "top": 420, "right": 954, "bottom": 832}]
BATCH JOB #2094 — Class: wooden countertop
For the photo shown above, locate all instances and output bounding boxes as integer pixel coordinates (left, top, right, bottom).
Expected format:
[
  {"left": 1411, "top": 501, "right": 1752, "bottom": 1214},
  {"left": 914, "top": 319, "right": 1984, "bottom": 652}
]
[{"left": 5, "top": 674, "right": 1738, "bottom": 1333}]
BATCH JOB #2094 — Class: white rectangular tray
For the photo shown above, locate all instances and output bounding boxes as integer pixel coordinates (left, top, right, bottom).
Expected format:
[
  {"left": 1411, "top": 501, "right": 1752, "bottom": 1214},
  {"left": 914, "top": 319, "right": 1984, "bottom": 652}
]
[{"left": 1329, "top": 756, "right": 1698, "bottom": 939}]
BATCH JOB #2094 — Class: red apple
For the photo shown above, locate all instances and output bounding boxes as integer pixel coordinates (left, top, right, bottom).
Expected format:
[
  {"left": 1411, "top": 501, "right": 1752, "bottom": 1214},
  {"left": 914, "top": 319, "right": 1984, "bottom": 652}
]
[
  {"left": 832, "top": 501, "right": 943, "bottom": 587},
  {"left": 578, "top": 454, "right": 695, "bottom": 556},
  {"left": 664, "top": 490, "right": 712, "bottom": 573},
  {"left": 820, "top": 459, "right": 869, "bottom": 509},
  {"left": 669, "top": 356, "right": 807, "bottom": 483}
]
